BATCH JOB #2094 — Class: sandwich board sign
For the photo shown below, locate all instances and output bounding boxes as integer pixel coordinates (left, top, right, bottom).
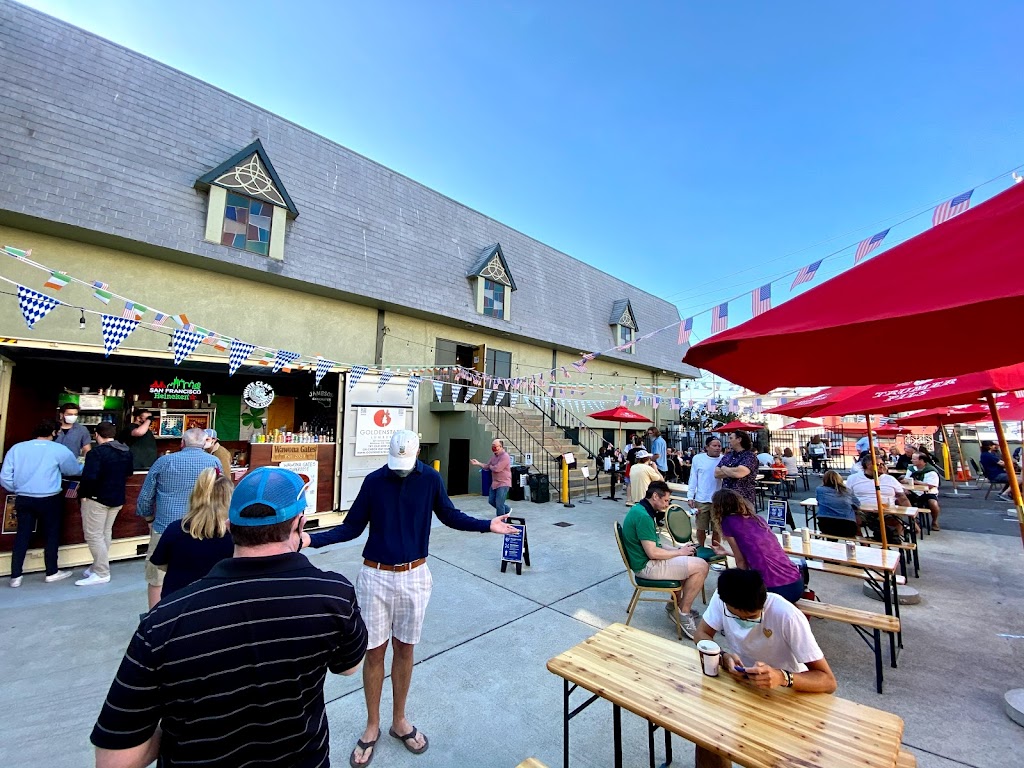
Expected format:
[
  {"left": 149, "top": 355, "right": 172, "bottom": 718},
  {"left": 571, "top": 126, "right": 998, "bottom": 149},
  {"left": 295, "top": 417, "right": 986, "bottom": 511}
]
[
  {"left": 767, "top": 499, "right": 789, "bottom": 529},
  {"left": 500, "top": 516, "right": 530, "bottom": 575}
]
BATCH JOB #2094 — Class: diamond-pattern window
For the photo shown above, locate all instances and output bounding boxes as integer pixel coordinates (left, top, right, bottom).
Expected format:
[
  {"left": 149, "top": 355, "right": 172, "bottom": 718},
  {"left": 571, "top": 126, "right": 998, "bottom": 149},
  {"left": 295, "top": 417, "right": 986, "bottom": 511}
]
[
  {"left": 222, "top": 192, "right": 272, "bottom": 255},
  {"left": 483, "top": 280, "right": 505, "bottom": 318}
]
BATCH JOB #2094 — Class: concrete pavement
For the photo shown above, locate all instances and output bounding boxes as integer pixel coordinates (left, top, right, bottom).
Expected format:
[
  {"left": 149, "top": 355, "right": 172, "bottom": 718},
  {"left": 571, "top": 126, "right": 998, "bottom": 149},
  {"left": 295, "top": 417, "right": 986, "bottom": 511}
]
[{"left": 1, "top": 487, "right": 1023, "bottom": 767}]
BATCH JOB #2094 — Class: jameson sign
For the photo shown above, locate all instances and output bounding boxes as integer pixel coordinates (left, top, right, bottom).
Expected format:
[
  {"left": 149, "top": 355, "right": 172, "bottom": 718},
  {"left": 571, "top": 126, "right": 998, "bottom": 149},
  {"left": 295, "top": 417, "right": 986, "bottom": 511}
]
[{"left": 150, "top": 377, "right": 203, "bottom": 401}]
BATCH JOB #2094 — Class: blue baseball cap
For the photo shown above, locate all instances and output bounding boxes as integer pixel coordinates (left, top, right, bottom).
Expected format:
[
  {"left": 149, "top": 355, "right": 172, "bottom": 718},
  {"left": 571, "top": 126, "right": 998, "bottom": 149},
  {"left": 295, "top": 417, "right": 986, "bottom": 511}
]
[{"left": 229, "top": 466, "right": 308, "bottom": 527}]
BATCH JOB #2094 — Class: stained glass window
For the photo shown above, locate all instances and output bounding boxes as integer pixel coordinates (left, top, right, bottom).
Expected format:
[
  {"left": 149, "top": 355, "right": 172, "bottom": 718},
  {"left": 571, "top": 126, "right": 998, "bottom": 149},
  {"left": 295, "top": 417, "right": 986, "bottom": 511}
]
[
  {"left": 483, "top": 279, "right": 505, "bottom": 318},
  {"left": 618, "top": 324, "right": 634, "bottom": 350},
  {"left": 222, "top": 192, "right": 272, "bottom": 256}
]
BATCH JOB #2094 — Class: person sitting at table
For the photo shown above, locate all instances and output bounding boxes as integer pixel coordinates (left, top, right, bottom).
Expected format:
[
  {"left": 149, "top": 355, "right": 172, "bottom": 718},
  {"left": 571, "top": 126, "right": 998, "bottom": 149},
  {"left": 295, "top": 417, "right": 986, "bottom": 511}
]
[
  {"left": 770, "top": 453, "right": 787, "bottom": 480},
  {"left": 709, "top": 489, "right": 804, "bottom": 603},
  {"left": 621, "top": 481, "right": 710, "bottom": 640},
  {"left": 781, "top": 448, "right": 799, "bottom": 476},
  {"left": 629, "top": 450, "right": 664, "bottom": 506},
  {"left": 980, "top": 440, "right": 1022, "bottom": 501},
  {"left": 806, "top": 436, "right": 827, "bottom": 473},
  {"left": 815, "top": 470, "right": 862, "bottom": 538},
  {"left": 902, "top": 451, "right": 942, "bottom": 531},
  {"left": 894, "top": 444, "right": 914, "bottom": 472},
  {"left": 693, "top": 569, "right": 836, "bottom": 768},
  {"left": 846, "top": 454, "right": 910, "bottom": 542},
  {"left": 756, "top": 446, "right": 774, "bottom": 467}
]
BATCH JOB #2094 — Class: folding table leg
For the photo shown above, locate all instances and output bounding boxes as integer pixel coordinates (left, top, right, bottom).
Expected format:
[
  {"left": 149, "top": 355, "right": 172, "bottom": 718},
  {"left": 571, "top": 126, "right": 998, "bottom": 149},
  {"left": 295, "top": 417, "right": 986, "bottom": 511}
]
[
  {"left": 664, "top": 727, "right": 673, "bottom": 765},
  {"left": 873, "top": 628, "right": 883, "bottom": 694},
  {"left": 648, "top": 721, "right": 656, "bottom": 768},
  {"left": 563, "top": 679, "right": 570, "bottom": 768},
  {"left": 613, "top": 705, "right": 623, "bottom": 768}
]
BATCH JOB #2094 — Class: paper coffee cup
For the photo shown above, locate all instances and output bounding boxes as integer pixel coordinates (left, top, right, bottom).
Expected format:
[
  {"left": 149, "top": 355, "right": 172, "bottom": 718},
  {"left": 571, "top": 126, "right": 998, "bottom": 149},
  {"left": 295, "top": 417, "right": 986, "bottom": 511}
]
[{"left": 697, "top": 639, "right": 721, "bottom": 677}]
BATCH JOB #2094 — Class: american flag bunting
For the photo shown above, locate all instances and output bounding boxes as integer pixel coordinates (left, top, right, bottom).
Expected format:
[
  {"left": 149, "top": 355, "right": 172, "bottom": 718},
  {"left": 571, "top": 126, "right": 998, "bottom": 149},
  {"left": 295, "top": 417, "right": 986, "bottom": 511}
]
[
  {"left": 791, "top": 259, "right": 823, "bottom": 290},
  {"left": 711, "top": 303, "right": 729, "bottom": 334},
  {"left": 854, "top": 229, "right": 889, "bottom": 264},
  {"left": 932, "top": 190, "right": 973, "bottom": 226},
  {"left": 751, "top": 284, "right": 771, "bottom": 316},
  {"left": 678, "top": 317, "right": 693, "bottom": 345}
]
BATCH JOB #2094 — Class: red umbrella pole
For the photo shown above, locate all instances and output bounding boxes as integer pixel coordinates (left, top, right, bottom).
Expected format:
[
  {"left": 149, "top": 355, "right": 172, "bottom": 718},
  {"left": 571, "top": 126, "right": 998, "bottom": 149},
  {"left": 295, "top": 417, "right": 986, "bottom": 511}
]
[
  {"left": 986, "top": 393, "right": 1024, "bottom": 548},
  {"left": 866, "top": 416, "right": 889, "bottom": 550}
]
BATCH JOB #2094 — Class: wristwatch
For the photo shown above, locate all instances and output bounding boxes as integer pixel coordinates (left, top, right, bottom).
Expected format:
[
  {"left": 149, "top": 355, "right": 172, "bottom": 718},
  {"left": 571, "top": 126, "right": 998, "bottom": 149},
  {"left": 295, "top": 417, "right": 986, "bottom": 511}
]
[{"left": 783, "top": 670, "right": 794, "bottom": 688}]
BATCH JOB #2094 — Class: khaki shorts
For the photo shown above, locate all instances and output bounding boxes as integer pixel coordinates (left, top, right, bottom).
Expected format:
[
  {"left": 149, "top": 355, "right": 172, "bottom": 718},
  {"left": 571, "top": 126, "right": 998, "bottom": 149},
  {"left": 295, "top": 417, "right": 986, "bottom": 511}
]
[
  {"left": 693, "top": 501, "right": 714, "bottom": 532},
  {"left": 144, "top": 529, "right": 164, "bottom": 587},
  {"left": 638, "top": 555, "right": 703, "bottom": 581}
]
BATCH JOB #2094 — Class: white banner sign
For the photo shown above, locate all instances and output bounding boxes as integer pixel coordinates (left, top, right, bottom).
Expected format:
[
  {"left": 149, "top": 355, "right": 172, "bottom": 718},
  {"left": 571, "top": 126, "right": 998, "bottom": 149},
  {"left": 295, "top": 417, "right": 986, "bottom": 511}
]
[
  {"left": 279, "top": 459, "right": 318, "bottom": 513},
  {"left": 354, "top": 407, "right": 409, "bottom": 456}
]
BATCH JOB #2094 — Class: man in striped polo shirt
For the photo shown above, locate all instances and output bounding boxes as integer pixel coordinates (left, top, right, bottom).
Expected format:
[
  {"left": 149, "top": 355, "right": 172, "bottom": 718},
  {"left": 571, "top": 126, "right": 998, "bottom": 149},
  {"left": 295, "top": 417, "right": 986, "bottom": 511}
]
[
  {"left": 91, "top": 466, "right": 367, "bottom": 768},
  {"left": 304, "top": 430, "right": 518, "bottom": 766}
]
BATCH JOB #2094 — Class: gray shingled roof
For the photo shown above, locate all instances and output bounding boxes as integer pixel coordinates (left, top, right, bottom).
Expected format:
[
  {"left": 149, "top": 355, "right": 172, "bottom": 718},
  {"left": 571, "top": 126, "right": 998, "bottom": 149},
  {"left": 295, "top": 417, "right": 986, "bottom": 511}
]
[
  {"left": 466, "top": 244, "right": 517, "bottom": 291},
  {"left": 0, "top": 2, "right": 697, "bottom": 378}
]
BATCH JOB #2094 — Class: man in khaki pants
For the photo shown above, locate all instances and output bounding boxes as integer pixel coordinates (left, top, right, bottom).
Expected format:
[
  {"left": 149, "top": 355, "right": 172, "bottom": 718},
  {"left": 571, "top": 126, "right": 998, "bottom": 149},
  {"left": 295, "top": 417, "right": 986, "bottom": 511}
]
[{"left": 76, "top": 422, "right": 134, "bottom": 586}]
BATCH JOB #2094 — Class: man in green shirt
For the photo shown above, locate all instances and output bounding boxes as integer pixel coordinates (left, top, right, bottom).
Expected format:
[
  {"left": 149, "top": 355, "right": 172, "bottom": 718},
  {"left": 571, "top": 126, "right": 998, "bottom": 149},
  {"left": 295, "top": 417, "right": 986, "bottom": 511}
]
[{"left": 621, "top": 480, "right": 709, "bottom": 639}]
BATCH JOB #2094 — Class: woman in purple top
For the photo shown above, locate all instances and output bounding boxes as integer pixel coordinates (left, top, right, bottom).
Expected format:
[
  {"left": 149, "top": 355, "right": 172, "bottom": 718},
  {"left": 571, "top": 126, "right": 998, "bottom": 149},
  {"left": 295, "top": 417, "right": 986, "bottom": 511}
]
[
  {"left": 714, "top": 431, "right": 760, "bottom": 508},
  {"left": 711, "top": 489, "right": 804, "bottom": 603}
]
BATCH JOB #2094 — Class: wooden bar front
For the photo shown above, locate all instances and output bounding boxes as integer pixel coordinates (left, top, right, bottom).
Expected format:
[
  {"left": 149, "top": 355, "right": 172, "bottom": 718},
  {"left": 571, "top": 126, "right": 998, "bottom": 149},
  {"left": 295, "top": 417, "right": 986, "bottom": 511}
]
[{"left": 247, "top": 443, "right": 337, "bottom": 513}]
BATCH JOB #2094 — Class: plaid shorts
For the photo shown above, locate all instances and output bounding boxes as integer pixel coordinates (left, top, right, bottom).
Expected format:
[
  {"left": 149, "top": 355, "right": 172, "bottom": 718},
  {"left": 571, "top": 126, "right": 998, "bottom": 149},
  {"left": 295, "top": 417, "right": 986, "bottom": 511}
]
[{"left": 356, "top": 562, "right": 433, "bottom": 649}]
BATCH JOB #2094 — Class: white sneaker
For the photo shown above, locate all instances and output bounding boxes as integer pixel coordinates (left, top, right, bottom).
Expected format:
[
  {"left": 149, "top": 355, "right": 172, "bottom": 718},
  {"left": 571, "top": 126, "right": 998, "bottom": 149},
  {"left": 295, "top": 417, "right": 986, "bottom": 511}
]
[
  {"left": 44, "top": 570, "right": 72, "bottom": 583},
  {"left": 75, "top": 573, "right": 110, "bottom": 586},
  {"left": 10, "top": 576, "right": 22, "bottom": 588}
]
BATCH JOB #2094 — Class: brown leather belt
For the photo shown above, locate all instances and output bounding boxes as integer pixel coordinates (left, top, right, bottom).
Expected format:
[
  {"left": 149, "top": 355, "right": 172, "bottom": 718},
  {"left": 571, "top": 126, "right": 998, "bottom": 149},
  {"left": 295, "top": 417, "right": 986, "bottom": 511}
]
[{"left": 363, "top": 558, "right": 426, "bottom": 572}]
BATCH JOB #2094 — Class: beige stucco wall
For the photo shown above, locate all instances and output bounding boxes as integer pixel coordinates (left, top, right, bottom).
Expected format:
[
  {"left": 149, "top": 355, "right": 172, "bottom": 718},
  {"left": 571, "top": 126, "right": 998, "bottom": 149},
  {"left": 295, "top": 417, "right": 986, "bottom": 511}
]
[{"left": 0, "top": 225, "right": 378, "bottom": 363}]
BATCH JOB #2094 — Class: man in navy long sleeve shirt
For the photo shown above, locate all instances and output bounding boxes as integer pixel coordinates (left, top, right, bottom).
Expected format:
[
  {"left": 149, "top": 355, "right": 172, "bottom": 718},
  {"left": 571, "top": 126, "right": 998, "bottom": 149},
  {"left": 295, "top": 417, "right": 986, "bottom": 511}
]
[{"left": 304, "top": 430, "right": 516, "bottom": 765}]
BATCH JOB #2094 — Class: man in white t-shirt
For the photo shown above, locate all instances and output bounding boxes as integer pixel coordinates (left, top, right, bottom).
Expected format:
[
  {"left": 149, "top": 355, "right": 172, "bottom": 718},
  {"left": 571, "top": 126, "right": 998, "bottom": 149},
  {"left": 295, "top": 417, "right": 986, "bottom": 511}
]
[
  {"left": 693, "top": 569, "right": 835, "bottom": 768},
  {"left": 687, "top": 436, "right": 723, "bottom": 547},
  {"left": 846, "top": 455, "right": 910, "bottom": 540}
]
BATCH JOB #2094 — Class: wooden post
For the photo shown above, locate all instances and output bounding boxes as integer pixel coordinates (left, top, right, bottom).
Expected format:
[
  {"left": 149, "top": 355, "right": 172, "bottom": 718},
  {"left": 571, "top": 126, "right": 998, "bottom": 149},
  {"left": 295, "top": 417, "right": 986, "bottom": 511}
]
[
  {"left": 865, "top": 415, "right": 889, "bottom": 550},
  {"left": 986, "top": 393, "right": 1024, "bottom": 548}
]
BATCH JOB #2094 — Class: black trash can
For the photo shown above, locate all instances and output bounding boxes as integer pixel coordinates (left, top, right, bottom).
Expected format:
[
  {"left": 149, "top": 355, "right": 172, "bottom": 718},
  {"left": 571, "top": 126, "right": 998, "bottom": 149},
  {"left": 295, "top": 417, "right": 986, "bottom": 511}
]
[
  {"left": 509, "top": 465, "right": 527, "bottom": 501},
  {"left": 528, "top": 473, "right": 550, "bottom": 504}
]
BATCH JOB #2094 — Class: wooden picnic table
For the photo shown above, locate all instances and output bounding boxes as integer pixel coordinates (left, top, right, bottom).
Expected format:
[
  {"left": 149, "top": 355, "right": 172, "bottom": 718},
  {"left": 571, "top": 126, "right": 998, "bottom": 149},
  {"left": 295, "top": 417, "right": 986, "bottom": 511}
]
[{"left": 546, "top": 622, "right": 906, "bottom": 768}]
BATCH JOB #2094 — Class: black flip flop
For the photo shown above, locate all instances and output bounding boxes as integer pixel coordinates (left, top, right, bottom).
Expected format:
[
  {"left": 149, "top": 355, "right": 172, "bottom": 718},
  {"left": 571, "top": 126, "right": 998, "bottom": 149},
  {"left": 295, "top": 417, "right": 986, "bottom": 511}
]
[
  {"left": 349, "top": 730, "right": 380, "bottom": 767},
  {"left": 389, "top": 726, "right": 429, "bottom": 755}
]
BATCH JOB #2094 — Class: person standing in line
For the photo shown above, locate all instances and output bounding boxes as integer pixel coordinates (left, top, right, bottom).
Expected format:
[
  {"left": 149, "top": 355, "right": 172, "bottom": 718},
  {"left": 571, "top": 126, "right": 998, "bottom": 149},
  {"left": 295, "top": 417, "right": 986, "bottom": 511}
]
[
  {"left": 688, "top": 436, "right": 724, "bottom": 547},
  {"left": 2, "top": 420, "right": 83, "bottom": 586},
  {"left": 136, "top": 427, "right": 221, "bottom": 609},
  {"left": 90, "top": 466, "right": 367, "bottom": 768},
  {"left": 203, "top": 428, "right": 232, "bottom": 478},
  {"left": 149, "top": 467, "right": 234, "bottom": 598},
  {"left": 807, "top": 435, "right": 828, "bottom": 473},
  {"left": 76, "top": 422, "right": 134, "bottom": 586},
  {"left": 470, "top": 438, "right": 512, "bottom": 516},
  {"left": 54, "top": 402, "right": 92, "bottom": 457},
  {"left": 303, "top": 430, "right": 517, "bottom": 766},
  {"left": 648, "top": 427, "right": 668, "bottom": 474}
]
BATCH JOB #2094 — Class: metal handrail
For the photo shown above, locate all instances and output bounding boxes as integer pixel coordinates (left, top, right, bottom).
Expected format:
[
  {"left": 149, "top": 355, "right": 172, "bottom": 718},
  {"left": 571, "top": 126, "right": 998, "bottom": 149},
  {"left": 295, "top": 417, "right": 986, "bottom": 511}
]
[
  {"left": 523, "top": 394, "right": 608, "bottom": 460},
  {"left": 473, "top": 399, "right": 561, "bottom": 495}
]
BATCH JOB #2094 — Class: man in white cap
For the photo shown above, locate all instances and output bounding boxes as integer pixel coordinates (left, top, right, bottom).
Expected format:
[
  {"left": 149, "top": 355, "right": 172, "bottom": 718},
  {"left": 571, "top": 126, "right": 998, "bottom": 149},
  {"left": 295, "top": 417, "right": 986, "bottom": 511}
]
[{"left": 304, "top": 430, "right": 517, "bottom": 766}]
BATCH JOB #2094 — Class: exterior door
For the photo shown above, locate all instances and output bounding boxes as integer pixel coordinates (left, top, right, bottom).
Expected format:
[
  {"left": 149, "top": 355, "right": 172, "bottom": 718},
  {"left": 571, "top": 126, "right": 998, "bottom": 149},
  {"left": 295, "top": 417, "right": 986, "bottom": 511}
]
[
  {"left": 448, "top": 438, "right": 470, "bottom": 494},
  {"left": 470, "top": 344, "right": 486, "bottom": 404}
]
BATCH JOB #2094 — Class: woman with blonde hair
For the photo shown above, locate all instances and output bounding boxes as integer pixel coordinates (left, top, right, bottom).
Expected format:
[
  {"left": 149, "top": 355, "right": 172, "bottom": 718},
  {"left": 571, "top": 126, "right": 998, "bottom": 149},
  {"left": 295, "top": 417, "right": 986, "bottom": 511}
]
[
  {"left": 815, "top": 470, "right": 861, "bottom": 538},
  {"left": 710, "top": 489, "right": 804, "bottom": 603},
  {"left": 148, "top": 467, "right": 234, "bottom": 601}
]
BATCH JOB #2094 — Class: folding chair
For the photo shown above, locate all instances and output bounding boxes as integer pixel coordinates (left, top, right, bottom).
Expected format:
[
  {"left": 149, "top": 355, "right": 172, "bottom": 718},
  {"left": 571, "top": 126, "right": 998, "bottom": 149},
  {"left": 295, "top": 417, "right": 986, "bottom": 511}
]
[
  {"left": 971, "top": 458, "right": 1008, "bottom": 500},
  {"left": 613, "top": 522, "right": 682, "bottom": 639},
  {"left": 665, "top": 506, "right": 726, "bottom": 603}
]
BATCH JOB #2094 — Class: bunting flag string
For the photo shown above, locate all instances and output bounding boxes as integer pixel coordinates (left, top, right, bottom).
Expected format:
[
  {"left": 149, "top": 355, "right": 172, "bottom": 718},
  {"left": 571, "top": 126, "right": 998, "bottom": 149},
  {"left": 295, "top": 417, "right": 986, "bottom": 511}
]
[
  {"left": 790, "top": 259, "right": 822, "bottom": 290},
  {"left": 465, "top": 386, "right": 479, "bottom": 402},
  {"left": 272, "top": 349, "right": 301, "bottom": 373},
  {"left": 100, "top": 314, "right": 139, "bottom": 357},
  {"left": 619, "top": 395, "right": 628, "bottom": 407},
  {"left": 510, "top": 392, "right": 520, "bottom": 407},
  {"left": 348, "top": 365, "right": 369, "bottom": 391},
  {"left": 171, "top": 326, "right": 205, "bottom": 365},
  {"left": 44, "top": 271, "right": 70, "bottom": 291},
  {"left": 933, "top": 190, "right": 973, "bottom": 226},
  {"left": 678, "top": 317, "right": 693, "bottom": 345},
  {"left": 377, "top": 369, "right": 395, "bottom": 390},
  {"left": 229, "top": 340, "right": 257, "bottom": 376},
  {"left": 451, "top": 385, "right": 464, "bottom": 403},
  {"left": 17, "top": 285, "right": 60, "bottom": 329},
  {"left": 432, "top": 380, "right": 445, "bottom": 402},
  {"left": 854, "top": 229, "right": 890, "bottom": 264},
  {"left": 311, "top": 356, "right": 334, "bottom": 386}
]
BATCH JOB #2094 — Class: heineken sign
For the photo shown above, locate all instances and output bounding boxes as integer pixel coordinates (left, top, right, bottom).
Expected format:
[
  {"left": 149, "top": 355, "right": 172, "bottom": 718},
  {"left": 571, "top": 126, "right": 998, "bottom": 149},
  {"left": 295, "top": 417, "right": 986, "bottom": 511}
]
[{"left": 150, "top": 377, "right": 203, "bottom": 401}]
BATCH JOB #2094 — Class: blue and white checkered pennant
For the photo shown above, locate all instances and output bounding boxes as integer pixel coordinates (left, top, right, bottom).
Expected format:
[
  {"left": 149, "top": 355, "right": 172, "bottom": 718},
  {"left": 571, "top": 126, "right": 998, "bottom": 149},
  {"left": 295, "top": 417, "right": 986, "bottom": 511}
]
[
  {"left": 228, "top": 339, "right": 256, "bottom": 376},
  {"left": 465, "top": 386, "right": 479, "bottom": 402},
  {"left": 510, "top": 392, "right": 520, "bottom": 407},
  {"left": 377, "top": 369, "right": 395, "bottom": 391},
  {"left": 432, "top": 380, "right": 445, "bottom": 401},
  {"left": 99, "top": 314, "right": 139, "bottom": 357},
  {"left": 17, "top": 285, "right": 60, "bottom": 329},
  {"left": 406, "top": 375, "right": 422, "bottom": 401},
  {"left": 348, "top": 365, "right": 369, "bottom": 391},
  {"left": 315, "top": 357, "right": 336, "bottom": 387},
  {"left": 272, "top": 349, "right": 301, "bottom": 373},
  {"left": 171, "top": 326, "right": 205, "bottom": 365}
]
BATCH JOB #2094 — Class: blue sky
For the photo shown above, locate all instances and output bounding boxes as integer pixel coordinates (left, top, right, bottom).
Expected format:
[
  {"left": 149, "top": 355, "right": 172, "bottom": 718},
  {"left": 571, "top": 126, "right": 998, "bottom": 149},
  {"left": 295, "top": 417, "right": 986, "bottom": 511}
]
[{"left": 18, "top": 0, "right": 1024, "bottom": 349}]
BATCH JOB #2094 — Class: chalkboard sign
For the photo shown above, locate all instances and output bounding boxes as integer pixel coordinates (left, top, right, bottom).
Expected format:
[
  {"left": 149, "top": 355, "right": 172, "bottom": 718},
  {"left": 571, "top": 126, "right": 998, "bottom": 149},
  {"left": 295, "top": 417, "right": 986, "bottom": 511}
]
[
  {"left": 767, "top": 499, "right": 789, "bottom": 529},
  {"left": 502, "top": 524, "right": 526, "bottom": 563},
  {"left": 500, "top": 516, "right": 531, "bottom": 575}
]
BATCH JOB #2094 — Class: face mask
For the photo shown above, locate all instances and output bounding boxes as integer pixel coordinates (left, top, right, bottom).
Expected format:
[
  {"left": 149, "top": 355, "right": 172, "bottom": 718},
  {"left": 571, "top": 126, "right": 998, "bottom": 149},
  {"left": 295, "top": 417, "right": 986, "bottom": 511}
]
[
  {"left": 393, "top": 468, "right": 412, "bottom": 478},
  {"left": 64, "top": 415, "right": 78, "bottom": 424},
  {"left": 732, "top": 617, "right": 760, "bottom": 630}
]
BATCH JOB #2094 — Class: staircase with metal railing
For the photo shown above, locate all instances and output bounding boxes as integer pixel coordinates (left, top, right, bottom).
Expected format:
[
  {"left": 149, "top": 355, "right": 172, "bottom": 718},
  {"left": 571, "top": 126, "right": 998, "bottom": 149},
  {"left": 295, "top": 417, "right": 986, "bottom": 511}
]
[{"left": 523, "top": 395, "right": 611, "bottom": 461}]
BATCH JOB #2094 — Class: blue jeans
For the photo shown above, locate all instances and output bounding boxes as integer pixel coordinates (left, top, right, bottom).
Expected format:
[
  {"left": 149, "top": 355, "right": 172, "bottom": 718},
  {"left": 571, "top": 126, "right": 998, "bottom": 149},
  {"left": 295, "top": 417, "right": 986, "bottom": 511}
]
[{"left": 488, "top": 485, "right": 510, "bottom": 516}]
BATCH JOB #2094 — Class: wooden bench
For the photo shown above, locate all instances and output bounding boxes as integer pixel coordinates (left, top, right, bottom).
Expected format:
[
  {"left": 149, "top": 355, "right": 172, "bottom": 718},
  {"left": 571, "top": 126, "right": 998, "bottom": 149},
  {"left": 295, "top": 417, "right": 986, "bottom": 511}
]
[
  {"left": 797, "top": 599, "right": 901, "bottom": 694},
  {"left": 805, "top": 558, "right": 908, "bottom": 586},
  {"left": 809, "top": 531, "right": 919, "bottom": 578},
  {"left": 516, "top": 760, "right": 548, "bottom": 768},
  {"left": 896, "top": 750, "right": 917, "bottom": 768}
]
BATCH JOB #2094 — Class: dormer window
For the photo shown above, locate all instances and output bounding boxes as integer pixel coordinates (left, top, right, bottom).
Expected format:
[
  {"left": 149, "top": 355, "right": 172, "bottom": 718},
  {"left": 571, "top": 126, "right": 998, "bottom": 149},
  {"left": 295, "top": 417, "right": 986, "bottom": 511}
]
[
  {"left": 195, "top": 139, "right": 298, "bottom": 261},
  {"left": 610, "top": 299, "right": 638, "bottom": 355},
  {"left": 467, "top": 244, "right": 516, "bottom": 320}
]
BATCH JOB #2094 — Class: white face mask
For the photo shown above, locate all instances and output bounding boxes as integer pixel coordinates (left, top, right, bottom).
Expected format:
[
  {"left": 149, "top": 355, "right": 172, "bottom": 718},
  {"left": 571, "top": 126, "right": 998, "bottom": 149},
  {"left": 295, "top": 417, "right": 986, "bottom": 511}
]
[{"left": 64, "top": 414, "right": 78, "bottom": 424}]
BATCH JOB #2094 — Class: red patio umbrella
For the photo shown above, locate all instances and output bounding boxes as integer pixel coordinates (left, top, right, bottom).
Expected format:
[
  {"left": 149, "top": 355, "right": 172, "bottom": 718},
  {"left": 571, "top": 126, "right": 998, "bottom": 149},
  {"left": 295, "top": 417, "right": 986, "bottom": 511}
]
[
  {"left": 894, "top": 406, "right": 991, "bottom": 427},
  {"left": 683, "top": 181, "right": 1024, "bottom": 392},
  {"left": 586, "top": 406, "right": 652, "bottom": 452},
  {"left": 781, "top": 419, "right": 823, "bottom": 430},
  {"left": 764, "top": 387, "right": 873, "bottom": 419},
  {"left": 714, "top": 420, "right": 764, "bottom": 432}
]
